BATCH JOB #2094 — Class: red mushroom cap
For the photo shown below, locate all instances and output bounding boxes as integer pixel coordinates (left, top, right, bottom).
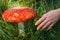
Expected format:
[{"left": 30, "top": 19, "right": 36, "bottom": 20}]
[{"left": 2, "top": 7, "right": 37, "bottom": 23}]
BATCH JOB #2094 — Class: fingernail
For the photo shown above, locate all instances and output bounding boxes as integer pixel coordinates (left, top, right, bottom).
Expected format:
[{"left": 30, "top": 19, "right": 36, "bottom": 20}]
[
  {"left": 37, "top": 27, "right": 39, "bottom": 30},
  {"left": 35, "top": 23, "right": 37, "bottom": 25}
]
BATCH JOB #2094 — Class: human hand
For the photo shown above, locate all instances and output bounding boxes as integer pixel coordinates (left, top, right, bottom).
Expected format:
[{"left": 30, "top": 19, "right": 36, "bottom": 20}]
[{"left": 35, "top": 9, "right": 60, "bottom": 31}]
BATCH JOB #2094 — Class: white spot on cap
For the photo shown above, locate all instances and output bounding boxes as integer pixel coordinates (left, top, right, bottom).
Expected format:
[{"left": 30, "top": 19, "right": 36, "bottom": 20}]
[
  {"left": 14, "top": 13, "right": 19, "bottom": 16},
  {"left": 8, "top": 17, "right": 11, "bottom": 20},
  {"left": 12, "top": 17, "right": 16, "bottom": 20}
]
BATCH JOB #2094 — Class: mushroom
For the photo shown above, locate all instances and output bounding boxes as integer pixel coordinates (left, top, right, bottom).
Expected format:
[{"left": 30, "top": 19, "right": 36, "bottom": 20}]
[{"left": 2, "top": 7, "right": 37, "bottom": 37}]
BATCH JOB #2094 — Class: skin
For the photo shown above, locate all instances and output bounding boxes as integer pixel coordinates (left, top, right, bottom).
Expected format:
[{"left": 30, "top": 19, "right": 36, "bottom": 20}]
[{"left": 35, "top": 8, "right": 60, "bottom": 31}]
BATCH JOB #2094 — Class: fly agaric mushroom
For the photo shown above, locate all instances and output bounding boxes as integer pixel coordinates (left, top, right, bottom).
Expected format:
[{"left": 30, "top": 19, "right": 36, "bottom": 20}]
[{"left": 2, "top": 7, "right": 37, "bottom": 37}]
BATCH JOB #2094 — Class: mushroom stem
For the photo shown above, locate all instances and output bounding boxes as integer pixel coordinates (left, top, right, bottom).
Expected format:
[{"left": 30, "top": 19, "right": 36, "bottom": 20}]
[{"left": 18, "top": 22, "right": 25, "bottom": 37}]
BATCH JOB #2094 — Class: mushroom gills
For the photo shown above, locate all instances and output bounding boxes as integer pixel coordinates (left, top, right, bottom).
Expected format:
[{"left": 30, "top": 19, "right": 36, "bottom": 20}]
[{"left": 18, "top": 22, "right": 25, "bottom": 37}]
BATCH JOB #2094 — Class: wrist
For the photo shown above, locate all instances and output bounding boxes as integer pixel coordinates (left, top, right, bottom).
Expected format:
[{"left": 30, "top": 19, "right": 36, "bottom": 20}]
[
  {"left": 55, "top": 8, "right": 60, "bottom": 15},
  {"left": 53, "top": 8, "right": 60, "bottom": 18}
]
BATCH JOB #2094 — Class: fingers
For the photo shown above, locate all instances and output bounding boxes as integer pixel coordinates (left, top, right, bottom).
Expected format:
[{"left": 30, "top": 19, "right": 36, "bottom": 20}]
[
  {"left": 37, "top": 19, "right": 49, "bottom": 30},
  {"left": 47, "top": 22, "right": 55, "bottom": 30},
  {"left": 40, "top": 21, "right": 51, "bottom": 31},
  {"left": 37, "top": 21, "right": 55, "bottom": 31},
  {"left": 35, "top": 15, "right": 46, "bottom": 25}
]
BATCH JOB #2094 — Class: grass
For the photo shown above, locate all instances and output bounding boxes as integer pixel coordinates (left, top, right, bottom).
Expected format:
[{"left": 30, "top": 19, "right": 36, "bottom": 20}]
[{"left": 0, "top": 0, "right": 60, "bottom": 40}]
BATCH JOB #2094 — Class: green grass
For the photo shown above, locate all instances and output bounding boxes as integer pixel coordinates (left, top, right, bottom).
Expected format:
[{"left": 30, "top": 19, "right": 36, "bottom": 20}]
[{"left": 0, "top": 0, "right": 60, "bottom": 40}]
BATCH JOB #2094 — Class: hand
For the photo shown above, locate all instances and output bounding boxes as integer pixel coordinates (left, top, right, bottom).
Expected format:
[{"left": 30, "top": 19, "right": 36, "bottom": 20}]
[{"left": 35, "top": 9, "right": 60, "bottom": 31}]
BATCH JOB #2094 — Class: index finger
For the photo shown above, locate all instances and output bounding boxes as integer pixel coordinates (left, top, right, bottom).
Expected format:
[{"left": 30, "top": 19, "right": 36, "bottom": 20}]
[{"left": 35, "top": 16, "right": 46, "bottom": 25}]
